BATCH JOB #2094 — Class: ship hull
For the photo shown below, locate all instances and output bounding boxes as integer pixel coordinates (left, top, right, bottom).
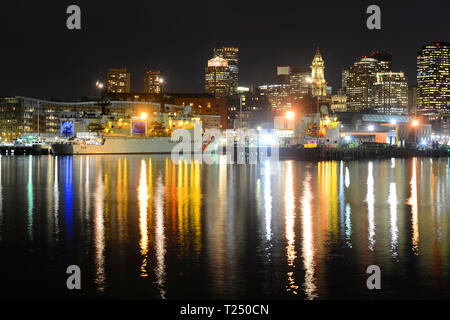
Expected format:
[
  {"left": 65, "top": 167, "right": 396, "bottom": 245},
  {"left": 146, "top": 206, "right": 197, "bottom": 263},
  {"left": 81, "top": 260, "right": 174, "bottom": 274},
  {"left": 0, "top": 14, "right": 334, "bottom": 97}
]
[{"left": 51, "top": 137, "right": 218, "bottom": 155}]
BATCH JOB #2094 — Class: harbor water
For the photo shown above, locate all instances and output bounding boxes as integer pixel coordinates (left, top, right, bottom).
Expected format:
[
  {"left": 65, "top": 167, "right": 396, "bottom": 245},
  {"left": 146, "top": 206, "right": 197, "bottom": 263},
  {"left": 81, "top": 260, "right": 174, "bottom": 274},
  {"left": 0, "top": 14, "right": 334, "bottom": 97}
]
[{"left": 0, "top": 155, "right": 448, "bottom": 299}]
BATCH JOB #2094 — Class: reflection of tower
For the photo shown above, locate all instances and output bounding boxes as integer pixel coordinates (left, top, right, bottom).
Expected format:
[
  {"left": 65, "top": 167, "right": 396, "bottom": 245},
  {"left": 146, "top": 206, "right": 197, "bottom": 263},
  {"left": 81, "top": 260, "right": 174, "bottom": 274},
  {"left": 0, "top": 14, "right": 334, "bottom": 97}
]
[{"left": 310, "top": 47, "right": 327, "bottom": 97}]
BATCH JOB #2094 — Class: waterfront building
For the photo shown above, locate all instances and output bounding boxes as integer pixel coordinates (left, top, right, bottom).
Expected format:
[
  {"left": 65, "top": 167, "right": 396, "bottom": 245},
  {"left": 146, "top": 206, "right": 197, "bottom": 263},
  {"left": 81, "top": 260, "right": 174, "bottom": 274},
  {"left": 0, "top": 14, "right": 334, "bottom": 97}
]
[
  {"left": 213, "top": 46, "right": 239, "bottom": 95},
  {"left": 310, "top": 47, "right": 328, "bottom": 97},
  {"left": 170, "top": 93, "right": 228, "bottom": 129},
  {"left": 373, "top": 71, "right": 408, "bottom": 114},
  {"left": 144, "top": 70, "right": 164, "bottom": 94},
  {"left": 106, "top": 68, "right": 131, "bottom": 93},
  {"left": 0, "top": 96, "right": 189, "bottom": 140},
  {"left": 226, "top": 93, "right": 272, "bottom": 129},
  {"left": 205, "top": 56, "right": 231, "bottom": 98},
  {"left": 0, "top": 97, "right": 26, "bottom": 141},
  {"left": 417, "top": 42, "right": 450, "bottom": 114}
]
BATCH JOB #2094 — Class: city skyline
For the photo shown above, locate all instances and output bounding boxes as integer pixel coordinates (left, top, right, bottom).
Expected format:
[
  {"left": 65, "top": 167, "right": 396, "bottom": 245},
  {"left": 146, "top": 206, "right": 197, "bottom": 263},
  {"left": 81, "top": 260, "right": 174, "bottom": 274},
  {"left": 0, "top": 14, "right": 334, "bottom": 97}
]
[
  {"left": 0, "top": 1, "right": 449, "bottom": 305},
  {"left": 0, "top": 1, "right": 449, "bottom": 99}
]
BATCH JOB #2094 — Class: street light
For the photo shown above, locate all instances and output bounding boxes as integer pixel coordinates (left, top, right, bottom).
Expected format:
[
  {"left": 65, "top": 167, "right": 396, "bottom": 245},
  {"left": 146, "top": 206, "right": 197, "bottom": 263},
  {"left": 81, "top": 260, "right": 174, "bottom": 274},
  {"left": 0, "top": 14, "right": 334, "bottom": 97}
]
[
  {"left": 390, "top": 119, "right": 397, "bottom": 125},
  {"left": 286, "top": 111, "right": 294, "bottom": 119},
  {"left": 412, "top": 119, "right": 419, "bottom": 127},
  {"left": 368, "top": 125, "right": 374, "bottom": 131},
  {"left": 140, "top": 112, "right": 148, "bottom": 120}
]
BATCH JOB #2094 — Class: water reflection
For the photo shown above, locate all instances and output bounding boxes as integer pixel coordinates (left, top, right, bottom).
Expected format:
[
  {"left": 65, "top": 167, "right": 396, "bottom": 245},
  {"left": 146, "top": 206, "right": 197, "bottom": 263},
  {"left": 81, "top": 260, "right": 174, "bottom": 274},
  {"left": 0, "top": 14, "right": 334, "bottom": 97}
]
[
  {"left": 366, "top": 162, "right": 376, "bottom": 251},
  {"left": 27, "top": 155, "right": 33, "bottom": 240},
  {"left": 0, "top": 156, "right": 448, "bottom": 299},
  {"left": 0, "top": 156, "right": 2, "bottom": 241},
  {"left": 408, "top": 158, "right": 420, "bottom": 255},
  {"left": 388, "top": 182, "right": 399, "bottom": 259},
  {"left": 53, "top": 156, "right": 60, "bottom": 240},
  {"left": 264, "top": 161, "right": 272, "bottom": 242},
  {"left": 284, "top": 161, "right": 298, "bottom": 294},
  {"left": 138, "top": 159, "right": 150, "bottom": 277},
  {"left": 344, "top": 203, "right": 352, "bottom": 247},
  {"left": 65, "top": 157, "right": 74, "bottom": 240},
  {"left": 93, "top": 159, "right": 106, "bottom": 292},
  {"left": 301, "top": 170, "right": 317, "bottom": 300},
  {"left": 154, "top": 174, "right": 166, "bottom": 299}
]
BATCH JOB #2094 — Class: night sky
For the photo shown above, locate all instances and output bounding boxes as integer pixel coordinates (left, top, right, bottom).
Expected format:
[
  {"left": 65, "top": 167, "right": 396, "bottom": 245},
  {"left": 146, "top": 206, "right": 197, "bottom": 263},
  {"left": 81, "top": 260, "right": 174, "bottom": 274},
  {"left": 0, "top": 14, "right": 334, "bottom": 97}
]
[{"left": 0, "top": 0, "right": 449, "bottom": 100}]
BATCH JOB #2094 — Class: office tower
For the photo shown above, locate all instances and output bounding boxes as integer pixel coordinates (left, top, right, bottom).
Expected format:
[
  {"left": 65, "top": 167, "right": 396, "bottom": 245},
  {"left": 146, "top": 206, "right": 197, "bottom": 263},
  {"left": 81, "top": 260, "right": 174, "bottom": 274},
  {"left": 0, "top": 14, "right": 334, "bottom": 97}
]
[
  {"left": 214, "top": 46, "right": 239, "bottom": 95},
  {"left": 257, "top": 83, "right": 291, "bottom": 109},
  {"left": 417, "top": 42, "right": 450, "bottom": 113},
  {"left": 205, "top": 56, "right": 231, "bottom": 98},
  {"left": 310, "top": 47, "right": 327, "bottom": 97},
  {"left": 106, "top": 68, "right": 131, "bottom": 93},
  {"left": 341, "top": 68, "right": 349, "bottom": 93},
  {"left": 144, "top": 70, "right": 164, "bottom": 94},
  {"left": 290, "top": 67, "right": 310, "bottom": 96},
  {"left": 370, "top": 51, "right": 392, "bottom": 71},
  {"left": 346, "top": 57, "right": 380, "bottom": 111},
  {"left": 374, "top": 71, "right": 408, "bottom": 114},
  {"left": 330, "top": 93, "right": 347, "bottom": 112}
]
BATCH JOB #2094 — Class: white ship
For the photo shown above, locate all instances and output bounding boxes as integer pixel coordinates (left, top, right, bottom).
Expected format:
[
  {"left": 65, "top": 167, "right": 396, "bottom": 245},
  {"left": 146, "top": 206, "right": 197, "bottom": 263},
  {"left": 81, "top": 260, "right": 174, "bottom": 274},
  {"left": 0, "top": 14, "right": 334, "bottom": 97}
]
[
  {"left": 51, "top": 135, "right": 218, "bottom": 155},
  {"left": 51, "top": 106, "right": 221, "bottom": 155}
]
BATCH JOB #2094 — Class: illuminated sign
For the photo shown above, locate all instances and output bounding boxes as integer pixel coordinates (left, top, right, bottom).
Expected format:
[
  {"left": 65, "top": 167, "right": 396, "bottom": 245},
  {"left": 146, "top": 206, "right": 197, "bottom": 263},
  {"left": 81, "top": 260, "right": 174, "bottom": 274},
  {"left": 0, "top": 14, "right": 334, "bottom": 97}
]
[
  {"left": 61, "top": 120, "right": 74, "bottom": 137},
  {"left": 132, "top": 121, "right": 147, "bottom": 136}
]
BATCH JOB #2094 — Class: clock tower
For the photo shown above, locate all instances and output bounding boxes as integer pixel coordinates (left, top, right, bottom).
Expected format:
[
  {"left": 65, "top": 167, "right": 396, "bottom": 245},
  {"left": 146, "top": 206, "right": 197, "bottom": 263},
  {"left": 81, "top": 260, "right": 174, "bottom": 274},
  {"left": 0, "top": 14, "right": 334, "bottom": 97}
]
[{"left": 310, "top": 47, "right": 328, "bottom": 97}]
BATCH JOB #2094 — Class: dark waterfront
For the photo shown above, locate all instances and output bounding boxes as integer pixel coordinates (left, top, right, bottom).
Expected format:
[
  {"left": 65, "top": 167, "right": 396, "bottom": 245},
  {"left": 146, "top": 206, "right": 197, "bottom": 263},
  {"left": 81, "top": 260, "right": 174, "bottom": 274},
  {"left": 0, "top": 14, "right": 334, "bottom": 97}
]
[{"left": 0, "top": 155, "right": 448, "bottom": 299}]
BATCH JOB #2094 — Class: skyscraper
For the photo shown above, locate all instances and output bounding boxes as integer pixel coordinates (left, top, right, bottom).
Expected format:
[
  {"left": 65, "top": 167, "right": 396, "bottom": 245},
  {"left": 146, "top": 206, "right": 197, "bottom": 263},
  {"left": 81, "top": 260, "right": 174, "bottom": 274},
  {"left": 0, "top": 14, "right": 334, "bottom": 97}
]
[
  {"left": 205, "top": 56, "right": 231, "bottom": 98},
  {"left": 310, "top": 47, "right": 327, "bottom": 97},
  {"left": 290, "top": 67, "right": 310, "bottom": 96},
  {"left": 370, "top": 51, "right": 392, "bottom": 72},
  {"left": 106, "top": 68, "right": 131, "bottom": 93},
  {"left": 408, "top": 85, "right": 417, "bottom": 114},
  {"left": 346, "top": 57, "right": 379, "bottom": 111},
  {"left": 373, "top": 72, "right": 408, "bottom": 114},
  {"left": 214, "top": 47, "right": 239, "bottom": 95},
  {"left": 144, "top": 70, "right": 164, "bottom": 94},
  {"left": 417, "top": 42, "right": 450, "bottom": 114},
  {"left": 341, "top": 68, "right": 350, "bottom": 93}
]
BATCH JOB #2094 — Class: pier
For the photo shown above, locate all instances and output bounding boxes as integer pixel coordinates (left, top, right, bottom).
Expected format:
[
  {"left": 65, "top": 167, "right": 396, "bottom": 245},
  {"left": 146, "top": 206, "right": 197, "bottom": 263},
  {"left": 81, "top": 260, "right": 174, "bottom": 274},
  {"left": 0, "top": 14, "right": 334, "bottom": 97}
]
[
  {"left": 220, "top": 145, "right": 450, "bottom": 162},
  {"left": 0, "top": 145, "right": 51, "bottom": 155},
  {"left": 280, "top": 146, "right": 450, "bottom": 161}
]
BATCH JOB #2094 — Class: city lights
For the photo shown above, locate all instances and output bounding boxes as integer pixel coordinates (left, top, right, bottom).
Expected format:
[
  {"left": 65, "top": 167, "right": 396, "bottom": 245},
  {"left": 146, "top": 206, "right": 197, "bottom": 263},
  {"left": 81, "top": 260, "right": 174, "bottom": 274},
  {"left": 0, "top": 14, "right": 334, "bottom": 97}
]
[
  {"left": 286, "top": 111, "right": 294, "bottom": 119},
  {"left": 1, "top": 3, "right": 450, "bottom": 306}
]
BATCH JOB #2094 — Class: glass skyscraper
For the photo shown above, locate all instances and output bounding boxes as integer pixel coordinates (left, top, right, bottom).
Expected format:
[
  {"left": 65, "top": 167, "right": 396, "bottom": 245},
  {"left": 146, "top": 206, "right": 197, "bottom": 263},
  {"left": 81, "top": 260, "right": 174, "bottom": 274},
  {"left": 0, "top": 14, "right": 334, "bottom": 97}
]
[{"left": 417, "top": 42, "right": 450, "bottom": 114}]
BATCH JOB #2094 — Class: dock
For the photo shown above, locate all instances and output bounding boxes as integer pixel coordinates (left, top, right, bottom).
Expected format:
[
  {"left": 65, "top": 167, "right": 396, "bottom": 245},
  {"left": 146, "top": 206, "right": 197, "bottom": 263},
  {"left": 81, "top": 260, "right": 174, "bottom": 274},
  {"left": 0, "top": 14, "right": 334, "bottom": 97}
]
[{"left": 0, "top": 144, "right": 51, "bottom": 155}]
